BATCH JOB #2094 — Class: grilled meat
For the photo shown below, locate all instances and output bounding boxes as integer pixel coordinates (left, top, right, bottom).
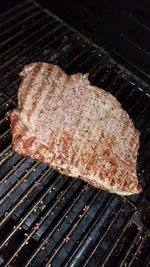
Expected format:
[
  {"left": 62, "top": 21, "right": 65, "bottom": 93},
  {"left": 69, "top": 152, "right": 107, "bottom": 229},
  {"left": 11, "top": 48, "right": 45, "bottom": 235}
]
[{"left": 8, "top": 62, "right": 141, "bottom": 195}]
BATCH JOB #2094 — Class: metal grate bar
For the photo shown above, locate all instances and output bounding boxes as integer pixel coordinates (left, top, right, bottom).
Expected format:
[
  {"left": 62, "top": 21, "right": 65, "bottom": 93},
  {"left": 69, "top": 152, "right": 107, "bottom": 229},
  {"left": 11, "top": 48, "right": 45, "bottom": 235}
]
[
  {"left": 43, "top": 192, "right": 101, "bottom": 265},
  {"left": 0, "top": 99, "right": 16, "bottom": 118},
  {"left": 0, "top": 118, "right": 11, "bottom": 138},
  {"left": 43, "top": 40, "right": 80, "bottom": 64},
  {"left": 128, "top": 96, "right": 149, "bottom": 121},
  {"left": 0, "top": 1, "right": 31, "bottom": 22},
  {"left": 1, "top": 27, "right": 69, "bottom": 98},
  {"left": 80, "top": 202, "right": 127, "bottom": 267},
  {"left": 2, "top": 180, "right": 84, "bottom": 266},
  {"left": 128, "top": 237, "right": 145, "bottom": 267},
  {"left": 43, "top": 191, "right": 111, "bottom": 267},
  {"left": 0, "top": 11, "right": 46, "bottom": 63},
  {"left": 101, "top": 223, "right": 145, "bottom": 267},
  {"left": 62, "top": 48, "right": 103, "bottom": 78},
  {"left": 0, "top": 162, "right": 39, "bottom": 205},
  {"left": 139, "top": 124, "right": 150, "bottom": 153},
  {"left": 121, "top": 33, "right": 150, "bottom": 57},
  {"left": 138, "top": 144, "right": 150, "bottom": 176},
  {"left": 0, "top": 168, "right": 56, "bottom": 227},
  {"left": 0, "top": 15, "right": 55, "bottom": 65},
  {"left": 0, "top": 135, "right": 11, "bottom": 156},
  {"left": 63, "top": 47, "right": 92, "bottom": 72},
  {"left": 96, "top": 65, "right": 113, "bottom": 85},
  {"left": 105, "top": 72, "right": 121, "bottom": 93},
  {"left": 61, "top": 194, "right": 115, "bottom": 267},
  {"left": 126, "top": 232, "right": 149, "bottom": 267},
  {"left": 129, "top": 14, "right": 150, "bottom": 34},
  {"left": 112, "top": 49, "right": 150, "bottom": 80},
  {"left": 0, "top": 20, "right": 60, "bottom": 81},
  {"left": 0, "top": 116, "right": 9, "bottom": 133},
  {"left": 0, "top": 5, "right": 38, "bottom": 36},
  {"left": 119, "top": 230, "right": 143, "bottom": 267},
  {"left": 0, "top": 145, "right": 13, "bottom": 164},
  {"left": 0, "top": 172, "right": 63, "bottom": 243},
  {"left": 54, "top": 43, "right": 85, "bottom": 67},
  {"left": 0, "top": 169, "right": 59, "bottom": 243},
  {"left": 0, "top": 26, "right": 68, "bottom": 94},
  {"left": 99, "top": 218, "right": 135, "bottom": 266},
  {"left": 102, "top": 223, "right": 142, "bottom": 267},
  {"left": 114, "top": 79, "right": 129, "bottom": 97},
  {"left": 0, "top": 128, "right": 10, "bottom": 141},
  {"left": 143, "top": 258, "right": 150, "bottom": 267},
  {"left": 88, "top": 54, "right": 110, "bottom": 82},
  {"left": 0, "top": 9, "right": 42, "bottom": 49},
  {"left": 135, "top": 102, "right": 150, "bottom": 128},
  {"left": 74, "top": 55, "right": 99, "bottom": 75},
  {"left": 0, "top": 157, "right": 28, "bottom": 186},
  {"left": 23, "top": 183, "right": 93, "bottom": 267},
  {"left": 121, "top": 89, "right": 138, "bottom": 107},
  {"left": 61, "top": 49, "right": 108, "bottom": 83}
]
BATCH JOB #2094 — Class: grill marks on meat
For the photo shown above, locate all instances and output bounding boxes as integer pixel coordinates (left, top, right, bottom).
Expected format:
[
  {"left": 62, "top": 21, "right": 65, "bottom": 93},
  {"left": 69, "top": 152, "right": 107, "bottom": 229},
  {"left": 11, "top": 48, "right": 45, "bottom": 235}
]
[{"left": 8, "top": 62, "right": 141, "bottom": 195}]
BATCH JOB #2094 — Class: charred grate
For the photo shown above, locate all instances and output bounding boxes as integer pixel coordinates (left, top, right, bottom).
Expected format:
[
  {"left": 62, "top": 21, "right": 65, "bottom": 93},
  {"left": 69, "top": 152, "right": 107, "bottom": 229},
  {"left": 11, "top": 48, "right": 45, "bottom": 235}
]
[{"left": 0, "top": 0, "right": 150, "bottom": 266}]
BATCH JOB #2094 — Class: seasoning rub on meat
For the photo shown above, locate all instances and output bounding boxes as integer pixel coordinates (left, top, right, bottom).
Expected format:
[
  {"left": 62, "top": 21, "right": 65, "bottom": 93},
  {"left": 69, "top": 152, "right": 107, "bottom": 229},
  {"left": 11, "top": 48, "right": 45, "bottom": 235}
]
[{"left": 8, "top": 62, "right": 141, "bottom": 195}]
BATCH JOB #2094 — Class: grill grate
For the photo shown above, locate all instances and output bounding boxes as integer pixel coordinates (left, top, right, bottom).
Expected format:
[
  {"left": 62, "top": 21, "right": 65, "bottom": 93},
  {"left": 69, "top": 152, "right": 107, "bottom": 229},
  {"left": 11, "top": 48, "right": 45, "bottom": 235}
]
[{"left": 0, "top": 1, "right": 150, "bottom": 266}]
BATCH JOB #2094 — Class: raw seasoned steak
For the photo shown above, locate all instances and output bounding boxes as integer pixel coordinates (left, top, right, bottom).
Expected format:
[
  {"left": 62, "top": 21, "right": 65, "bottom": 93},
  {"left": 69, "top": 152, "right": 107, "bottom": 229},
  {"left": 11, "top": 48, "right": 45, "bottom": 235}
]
[{"left": 8, "top": 62, "right": 141, "bottom": 195}]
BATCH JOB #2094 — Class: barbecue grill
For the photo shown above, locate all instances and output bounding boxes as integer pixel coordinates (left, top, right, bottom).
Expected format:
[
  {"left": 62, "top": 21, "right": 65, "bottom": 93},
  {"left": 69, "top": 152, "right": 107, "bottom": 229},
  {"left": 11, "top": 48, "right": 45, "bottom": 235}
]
[{"left": 0, "top": 0, "right": 150, "bottom": 266}]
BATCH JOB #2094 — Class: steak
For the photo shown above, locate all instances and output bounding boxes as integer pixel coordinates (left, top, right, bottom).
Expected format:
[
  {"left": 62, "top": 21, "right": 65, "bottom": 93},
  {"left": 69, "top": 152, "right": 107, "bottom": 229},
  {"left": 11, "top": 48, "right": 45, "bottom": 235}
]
[{"left": 8, "top": 62, "right": 141, "bottom": 195}]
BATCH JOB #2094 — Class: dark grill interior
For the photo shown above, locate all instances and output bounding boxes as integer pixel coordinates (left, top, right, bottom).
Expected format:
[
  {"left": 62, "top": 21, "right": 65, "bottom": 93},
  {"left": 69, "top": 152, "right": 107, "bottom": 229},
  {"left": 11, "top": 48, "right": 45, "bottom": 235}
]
[{"left": 0, "top": 1, "right": 150, "bottom": 266}]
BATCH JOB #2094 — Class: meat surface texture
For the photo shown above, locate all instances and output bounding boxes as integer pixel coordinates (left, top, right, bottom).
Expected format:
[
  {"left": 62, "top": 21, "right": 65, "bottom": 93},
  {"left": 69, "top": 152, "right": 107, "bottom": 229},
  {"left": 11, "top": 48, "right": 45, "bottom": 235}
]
[{"left": 8, "top": 62, "right": 141, "bottom": 195}]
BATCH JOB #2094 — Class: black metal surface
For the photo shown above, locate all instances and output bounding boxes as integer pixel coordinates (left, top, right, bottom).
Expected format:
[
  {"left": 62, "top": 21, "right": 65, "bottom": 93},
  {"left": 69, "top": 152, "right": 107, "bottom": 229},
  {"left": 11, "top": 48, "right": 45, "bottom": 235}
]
[
  {"left": 0, "top": 1, "right": 150, "bottom": 266},
  {"left": 38, "top": 0, "right": 150, "bottom": 87}
]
